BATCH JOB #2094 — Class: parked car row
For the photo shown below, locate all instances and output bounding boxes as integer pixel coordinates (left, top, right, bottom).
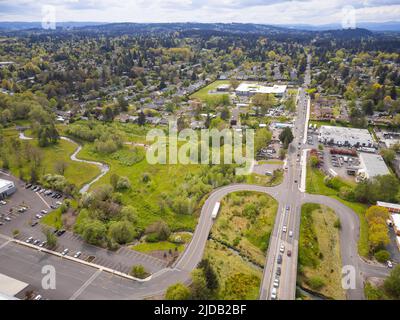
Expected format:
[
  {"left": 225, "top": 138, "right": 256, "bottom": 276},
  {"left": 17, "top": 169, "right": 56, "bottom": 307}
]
[
  {"left": 25, "top": 184, "right": 63, "bottom": 199},
  {"left": 25, "top": 235, "right": 82, "bottom": 259},
  {"left": 26, "top": 237, "right": 47, "bottom": 248}
]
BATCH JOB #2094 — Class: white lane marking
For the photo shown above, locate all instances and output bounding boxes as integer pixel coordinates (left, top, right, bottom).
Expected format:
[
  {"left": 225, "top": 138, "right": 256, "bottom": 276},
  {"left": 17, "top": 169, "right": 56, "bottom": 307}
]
[
  {"left": 36, "top": 192, "right": 51, "bottom": 209},
  {"left": 69, "top": 269, "right": 103, "bottom": 300},
  {"left": 0, "top": 240, "right": 11, "bottom": 250}
]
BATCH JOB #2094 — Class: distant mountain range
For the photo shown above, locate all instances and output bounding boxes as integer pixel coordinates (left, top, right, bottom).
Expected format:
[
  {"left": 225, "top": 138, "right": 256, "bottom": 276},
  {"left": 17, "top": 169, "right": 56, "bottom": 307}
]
[
  {"left": 278, "top": 21, "right": 400, "bottom": 32},
  {"left": 0, "top": 21, "right": 398, "bottom": 33},
  {"left": 0, "top": 21, "right": 105, "bottom": 30}
]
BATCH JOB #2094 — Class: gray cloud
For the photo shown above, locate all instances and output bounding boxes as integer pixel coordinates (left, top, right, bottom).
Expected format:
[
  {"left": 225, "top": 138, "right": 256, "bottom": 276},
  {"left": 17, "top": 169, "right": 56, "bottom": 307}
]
[{"left": 0, "top": 0, "right": 398, "bottom": 24}]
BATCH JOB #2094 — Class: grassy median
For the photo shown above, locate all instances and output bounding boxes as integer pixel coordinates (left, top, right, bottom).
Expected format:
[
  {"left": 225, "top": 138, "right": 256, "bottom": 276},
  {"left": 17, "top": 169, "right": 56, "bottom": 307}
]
[
  {"left": 306, "top": 165, "right": 369, "bottom": 257},
  {"left": 201, "top": 191, "right": 278, "bottom": 299},
  {"left": 298, "top": 203, "right": 345, "bottom": 300}
]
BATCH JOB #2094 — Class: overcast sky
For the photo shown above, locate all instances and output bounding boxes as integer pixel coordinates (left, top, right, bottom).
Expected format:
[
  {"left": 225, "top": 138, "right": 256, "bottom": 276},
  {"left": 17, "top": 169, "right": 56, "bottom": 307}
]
[{"left": 0, "top": 0, "right": 399, "bottom": 25}]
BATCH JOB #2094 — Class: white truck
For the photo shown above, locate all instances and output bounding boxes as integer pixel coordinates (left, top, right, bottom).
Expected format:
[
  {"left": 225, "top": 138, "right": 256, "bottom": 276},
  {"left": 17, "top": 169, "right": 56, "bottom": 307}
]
[{"left": 211, "top": 202, "right": 221, "bottom": 219}]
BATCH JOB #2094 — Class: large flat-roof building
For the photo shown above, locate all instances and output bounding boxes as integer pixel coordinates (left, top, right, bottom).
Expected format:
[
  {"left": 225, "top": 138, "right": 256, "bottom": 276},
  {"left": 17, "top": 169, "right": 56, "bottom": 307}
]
[
  {"left": 377, "top": 201, "right": 400, "bottom": 213},
  {"left": 0, "top": 274, "right": 27, "bottom": 300},
  {"left": 318, "top": 125, "right": 375, "bottom": 148},
  {"left": 235, "top": 83, "right": 287, "bottom": 97},
  {"left": 358, "top": 153, "right": 390, "bottom": 180},
  {"left": 0, "top": 178, "right": 16, "bottom": 199}
]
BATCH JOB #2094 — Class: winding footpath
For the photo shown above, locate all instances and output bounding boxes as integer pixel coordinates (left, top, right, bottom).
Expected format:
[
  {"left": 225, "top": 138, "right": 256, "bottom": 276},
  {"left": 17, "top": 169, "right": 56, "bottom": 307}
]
[
  {"left": 19, "top": 131, "right": 110, "bottom": 194},
  {"left": 60, "top": 137, "right": 109, "bottom": 194}
]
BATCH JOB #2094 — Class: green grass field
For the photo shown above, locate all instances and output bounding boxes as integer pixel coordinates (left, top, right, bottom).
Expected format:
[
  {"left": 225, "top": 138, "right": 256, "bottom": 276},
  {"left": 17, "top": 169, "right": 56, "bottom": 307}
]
[
  {"left": 189, "top": 80, "right": 231, "bottom": 101},
  {"left": 1, "top": 132, "right": 101, "bottom": 189},
  {"left": 131, "top": 241, "right": 184, "bottom": 253},
  {"left": 77, "top": 143, "right": 202, "bottom": 231},
  {"left": 298, "top": 203, "right": 345, "bottom": 300},
  {"left": 41, "top": 209, "right": 63, "bottom": 230},
  {"left": 306, "top": 165, "right": 369, "bottom": 257}
]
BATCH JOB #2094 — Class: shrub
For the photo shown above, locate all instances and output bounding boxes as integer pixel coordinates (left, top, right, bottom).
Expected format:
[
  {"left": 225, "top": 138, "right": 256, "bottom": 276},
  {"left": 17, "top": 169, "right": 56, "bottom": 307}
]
[
  {"left": 43, "top": 174, "right": 68, "bottom": 192},
  {"left": 364, "top": 282, "right": 387, "bottom": 300},
  {"left": 306, "top": 276, "right": 325, "bottom": 291},
  {"left": 130, "top": 265, "right": 149, "bottom": 279},
  {"left": 145, "top": 232, "right": 159, "bottom": 243},
  {"left": 165, "top": 283, "right": 191, "bottom": 300},
  {"left": 116, "top": 176, "right": 131, "bottom": 191},
  {"left": 145, "top": 221, "right": 171, "bottom": 241},
  {"left": 334, "top": 218, "right": 341, "bottom": 229},
  {"left": 384, "top": 265, "right": 400, "bottom": 299},
  {"left": 374, "top": 250, "right": 390, "bottom": 263},
  {"left": 142, "top": 172, "right": 150, "bottom": 183},
  {"left": 108, "top": 220, "right": 137, "bottom": 244},
  {"left": 339, "top": 186, "right": 355, "bottom": 201}
]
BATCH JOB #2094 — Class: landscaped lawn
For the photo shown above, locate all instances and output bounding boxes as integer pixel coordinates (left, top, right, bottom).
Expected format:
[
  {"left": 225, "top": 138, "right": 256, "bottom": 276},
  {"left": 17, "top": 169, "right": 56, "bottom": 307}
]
[
  {"left": 189, "top": 80, "right": 231, "bottom": 101},
  {"left": 298, "top": 203, "right": 345, "bottom": 300},
  {"left": 41, "top": 208, "right": 63, "bottom": 230},
  {"left": 306, "top": 165, "right": 369, "bottom": 257},
  {"left": 131, "top": 241, "right": 184, "bottom": 253}
]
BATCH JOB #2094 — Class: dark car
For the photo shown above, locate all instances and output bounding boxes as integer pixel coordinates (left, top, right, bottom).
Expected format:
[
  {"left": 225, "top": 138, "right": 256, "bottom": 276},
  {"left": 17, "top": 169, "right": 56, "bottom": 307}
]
[
  {"left": 56, "top": 229, "right": 66, "bottom": 236},
  {"left": 31, "top": 221, "right": 38, "bottom": 227},
  {"left": 276, "top": 267, "right": 281, "bottom": 276},
  {"left": 287, "top": 250, "right": 292, "bottom": 257},
  {"left": 277, "top": 255, "right": 283, "bottom": 264},
  {"left": 25, "top": 184, "right": 32, "bottom": 189}
]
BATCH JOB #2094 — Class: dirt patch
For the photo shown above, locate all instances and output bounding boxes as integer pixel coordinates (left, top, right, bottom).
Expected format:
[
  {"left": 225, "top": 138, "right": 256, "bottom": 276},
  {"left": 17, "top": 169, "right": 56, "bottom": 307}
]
[
  {"left": 148, "top": 250, "right": 180, "bottom": 265},
  {"left": 62, "top": 208, "right": 78, "bottom": 230}
]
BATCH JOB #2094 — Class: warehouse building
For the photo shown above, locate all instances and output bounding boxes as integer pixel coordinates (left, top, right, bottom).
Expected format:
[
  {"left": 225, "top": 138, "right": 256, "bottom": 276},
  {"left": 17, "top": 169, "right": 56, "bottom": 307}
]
[
  {"left": 318, "top": 126, "right": 375, "bottom": 148},
  {"left": 235, "top": 83, "right": 287, "bottom": 97},
  {"left": 0, "top": 178, "right": 16, "bottom": 199},
  {"left": 357, "top": 153, "right": 390, "bottom": 180}
]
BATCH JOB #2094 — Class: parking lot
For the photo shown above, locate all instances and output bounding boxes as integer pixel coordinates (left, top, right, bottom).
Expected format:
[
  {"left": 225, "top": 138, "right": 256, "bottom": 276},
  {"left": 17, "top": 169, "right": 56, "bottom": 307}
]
[
  {"left": 0, "top": 172, "right": 170, "bottom": 284},
  {"left": 0, "top": 173, "right": 64, "bottom": 234}
]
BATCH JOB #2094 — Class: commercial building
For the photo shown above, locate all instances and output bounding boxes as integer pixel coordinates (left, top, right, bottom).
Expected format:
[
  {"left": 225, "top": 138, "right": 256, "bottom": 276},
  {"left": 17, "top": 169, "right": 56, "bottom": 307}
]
[
  {"left": 358, "top": 153, "right": 390, "bottom": 180},
  {"left": 377, "top": 201, "right": 400, "bottom": 213},
  {"left": 0, "top": 178, "right": 16, "bottom": 199},
  {"left": 0, "top": 274, "right": 27, "bottom": 300},
  {"left": 235, "top": 83, "right": 287, "bottom": 97},
  {"left": 216, "top": 84, "right": 231, "bottom": 92},
  {"left": 318, "top": 126, "right": 375, "bottom": 148}
]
